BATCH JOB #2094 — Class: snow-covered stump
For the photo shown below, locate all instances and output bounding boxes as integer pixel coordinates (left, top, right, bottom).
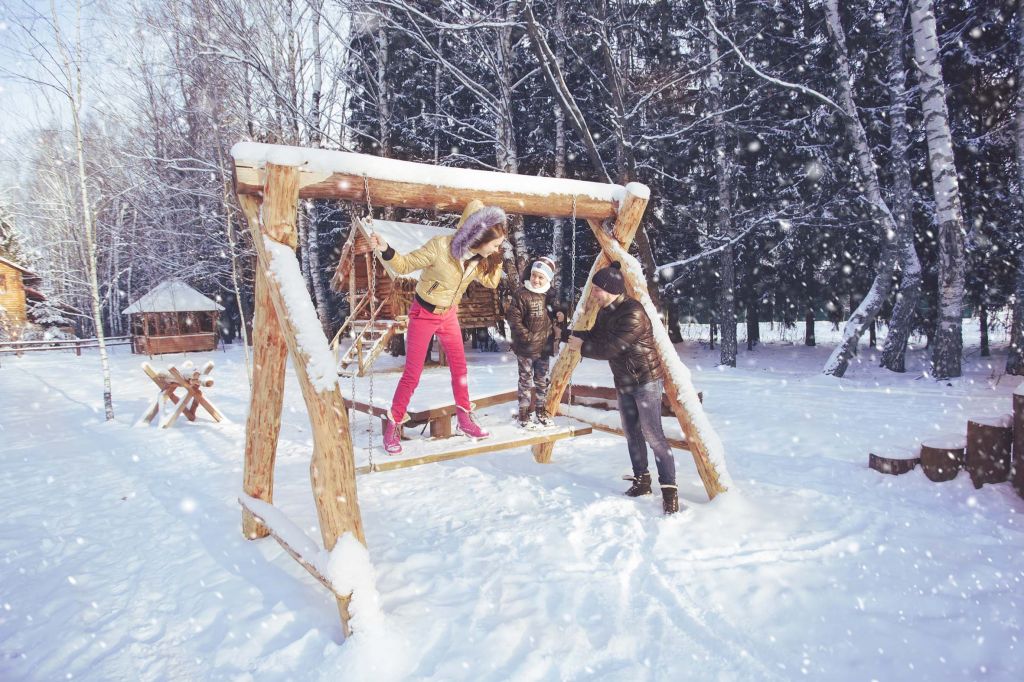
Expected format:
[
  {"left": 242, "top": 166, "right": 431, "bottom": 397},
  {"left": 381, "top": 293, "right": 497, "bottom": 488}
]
[
  {"left": 965, "top": 415, "right": 1013, "bottom": 489},
  {"left": 535, "top": 185, "right": 650, "bottom": 466},
  {"left": 590, "top": 220, "right": 731, "bottom": 500},
  {"left": 1011, "top": 386, "right": 1024, "bottom": 498},
  {"left": 919, "top": 437, "right": 966, "bottom": 482},
  {"left": 239, "top": 161, "right": 366, "bottom": 637},
  {"left": 868, "top": 450, "right": 919, "bottom": 476},
  {"left": 239, "top": 195, "right": 289, "bottom": 541}
]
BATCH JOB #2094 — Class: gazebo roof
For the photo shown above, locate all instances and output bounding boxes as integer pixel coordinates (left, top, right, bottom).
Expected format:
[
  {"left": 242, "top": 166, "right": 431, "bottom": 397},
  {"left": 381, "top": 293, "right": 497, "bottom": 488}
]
[{"left": 122, "top": 280, "right": 224, "bottom": 315}]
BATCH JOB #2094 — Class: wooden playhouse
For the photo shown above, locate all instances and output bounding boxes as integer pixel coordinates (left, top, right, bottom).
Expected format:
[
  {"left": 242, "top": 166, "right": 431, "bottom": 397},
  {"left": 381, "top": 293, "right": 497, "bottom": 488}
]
[{"left": 329, "top": 216, "right": 502, "bottom": 375}]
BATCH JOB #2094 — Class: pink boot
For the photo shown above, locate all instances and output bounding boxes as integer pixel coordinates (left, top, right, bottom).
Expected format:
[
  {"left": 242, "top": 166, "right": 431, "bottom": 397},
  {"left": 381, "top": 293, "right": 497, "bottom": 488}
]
[
  {"left": 383, "top": 419, "right": 403, "bottom": 455},
  {"left": 456, "top": 409, "right": 490, "bottom": 439}
]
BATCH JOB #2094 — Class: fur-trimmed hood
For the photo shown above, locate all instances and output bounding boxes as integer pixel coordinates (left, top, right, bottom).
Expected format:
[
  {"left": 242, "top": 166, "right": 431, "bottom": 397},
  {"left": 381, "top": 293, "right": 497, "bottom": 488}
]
[{"left": 450, "top": 205, "right": 506, "bottom": 260}]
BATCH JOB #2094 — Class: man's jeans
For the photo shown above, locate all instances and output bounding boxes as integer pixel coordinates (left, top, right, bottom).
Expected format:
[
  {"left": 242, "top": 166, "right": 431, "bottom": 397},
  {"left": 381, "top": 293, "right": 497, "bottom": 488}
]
[{"left": 617, "top": 379, "right": 675, "bottom": 486}]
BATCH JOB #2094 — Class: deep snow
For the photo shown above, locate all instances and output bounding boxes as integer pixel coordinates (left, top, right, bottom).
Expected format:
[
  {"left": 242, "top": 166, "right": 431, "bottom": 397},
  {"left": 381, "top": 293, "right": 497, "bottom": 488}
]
[{"left": 1, "top": 320, "right": 1022, "bottom": 681}]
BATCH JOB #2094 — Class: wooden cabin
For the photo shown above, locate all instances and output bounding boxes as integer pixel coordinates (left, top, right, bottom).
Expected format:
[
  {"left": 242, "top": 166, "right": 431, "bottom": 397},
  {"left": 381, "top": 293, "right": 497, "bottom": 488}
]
[
  {"left": 122, "top": 280, "right": 224, "bottom": 355},
  {"left": 329, "top": 217, "right": 502, "bottom": 374},
  {"left": 0, "top": 256, "right": 42, "bottom": 333}
]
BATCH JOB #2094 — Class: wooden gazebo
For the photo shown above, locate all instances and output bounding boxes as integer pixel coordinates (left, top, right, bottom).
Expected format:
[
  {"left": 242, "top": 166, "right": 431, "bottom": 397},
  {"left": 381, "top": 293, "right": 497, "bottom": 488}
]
[
  {"left": 328, "top": 216, "right": 502, "bottom": 374},
  {"left": 123, "top": 280, "right": 224, "bottom": 355},
  {"left": 230, "top": 142, "right": 732, "bottom": 638}
]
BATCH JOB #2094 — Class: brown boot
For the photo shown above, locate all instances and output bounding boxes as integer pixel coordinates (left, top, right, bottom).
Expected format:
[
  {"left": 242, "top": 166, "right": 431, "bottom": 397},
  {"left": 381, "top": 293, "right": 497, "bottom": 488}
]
[
  {"left": 624, "top": 472, "right": 652, "bottom": 497},
  {"left": 662, "top": 485, "right": 679, "bottom": 515}
]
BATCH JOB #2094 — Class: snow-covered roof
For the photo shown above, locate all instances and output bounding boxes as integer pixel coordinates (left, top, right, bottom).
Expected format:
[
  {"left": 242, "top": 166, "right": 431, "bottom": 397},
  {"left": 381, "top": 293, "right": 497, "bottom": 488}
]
[
  {"left": 358, "top": 218, "right": 453, "bottom": 281},
  {"left": 0, "top": 255, "right": 35, "bottom": 275},
  {"left": 231, "top": 142, "right": 640, "bottom": 206},
  {"left": 122, "top": 280, "right": 225, "bottom": 315}
]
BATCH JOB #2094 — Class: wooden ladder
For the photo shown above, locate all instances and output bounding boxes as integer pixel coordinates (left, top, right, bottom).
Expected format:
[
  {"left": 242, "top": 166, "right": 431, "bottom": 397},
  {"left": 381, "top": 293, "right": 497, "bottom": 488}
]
[{"left": 337, "top": 318, "right": 406, "bottom": 376}]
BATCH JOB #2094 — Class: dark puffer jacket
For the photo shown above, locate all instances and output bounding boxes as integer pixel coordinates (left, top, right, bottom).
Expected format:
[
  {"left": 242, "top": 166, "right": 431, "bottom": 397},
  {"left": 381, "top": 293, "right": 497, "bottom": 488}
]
[
  {"left": 574, "top": 296, "right": 663, "bottom": 389},
  {"left": 507, "top": 286, "right": 555, "bottom": 359}
]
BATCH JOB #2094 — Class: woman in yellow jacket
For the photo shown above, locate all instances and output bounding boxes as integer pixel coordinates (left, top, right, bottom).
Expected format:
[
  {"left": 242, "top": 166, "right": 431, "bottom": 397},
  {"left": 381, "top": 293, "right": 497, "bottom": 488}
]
[{"left": 369, "top": 201, "right": 506, "bottom": 454}]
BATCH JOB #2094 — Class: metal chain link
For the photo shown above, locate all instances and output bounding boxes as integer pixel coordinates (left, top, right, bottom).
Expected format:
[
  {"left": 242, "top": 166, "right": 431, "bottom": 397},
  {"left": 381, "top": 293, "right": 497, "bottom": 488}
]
[{"left": 362, "top": 175, "right": 377, "bottom": 472}]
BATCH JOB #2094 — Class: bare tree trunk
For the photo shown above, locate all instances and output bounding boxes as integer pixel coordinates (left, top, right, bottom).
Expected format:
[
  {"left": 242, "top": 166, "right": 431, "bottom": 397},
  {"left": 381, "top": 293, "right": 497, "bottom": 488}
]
[
  {"left": 1008, "top": 2, "right": 1024, "bottom": 376},
  {"left": 805, "top": 309, "right": 816, "bottom": 346},
  {"left": 596, "top": 0, "right": 662, "bottom": 311},
  {"left": 497, "top": 2, "right": 527, "bottom": 275},
  {"left": 53, "top": 0, "right": 113, "bottom": 419},
  {"left": 307, "top": 0, "right": 330, "bottom": 331},
  {"left": 551, "top": 0, "right": 566, "bottom": 298},
  {"left": 820, "top": 0, "right": 900, "bottom": 377},
  {"left": 910, "top": 0, "right": 966, "bottom": 379},
  {"left": 706, "top": 0, "right": 737, "bottom": 367},
  {"left": 979, "top": 304, "right": 989, "bottom": 357},
  {"left": 880, "top": 0, "right": 922, "bottom": 374},
  {"left": 746, "top": 290, "right": 759, "bottom": 351},
  {"left": 1009, "top": 253, "right": 1024, "bottom": 375}
]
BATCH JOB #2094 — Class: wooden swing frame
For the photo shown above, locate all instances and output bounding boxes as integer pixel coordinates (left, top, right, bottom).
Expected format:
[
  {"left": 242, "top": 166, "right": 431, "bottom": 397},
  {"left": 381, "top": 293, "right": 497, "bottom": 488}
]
[{"left": 232, "top": 143, "right": 728, "bottom": 638}]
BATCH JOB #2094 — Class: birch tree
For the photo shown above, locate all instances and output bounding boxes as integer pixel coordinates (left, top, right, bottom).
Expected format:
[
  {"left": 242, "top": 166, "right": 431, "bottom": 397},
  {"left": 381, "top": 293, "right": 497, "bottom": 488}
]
[
  {"left": 909, "top": 0, "right": 967, "bottom": 379},
  {"left": 879, "top": 0, "right": 923, "bottom": 373},
  {"left": 816, "top": 0, "right": 899, "bottom": 377}
]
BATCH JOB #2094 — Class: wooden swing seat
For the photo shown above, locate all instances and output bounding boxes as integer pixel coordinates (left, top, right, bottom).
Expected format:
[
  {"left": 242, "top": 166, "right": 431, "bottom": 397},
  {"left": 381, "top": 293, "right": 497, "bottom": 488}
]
[{"left": 353, "top": 416, "right": 592, "bottom": 475}]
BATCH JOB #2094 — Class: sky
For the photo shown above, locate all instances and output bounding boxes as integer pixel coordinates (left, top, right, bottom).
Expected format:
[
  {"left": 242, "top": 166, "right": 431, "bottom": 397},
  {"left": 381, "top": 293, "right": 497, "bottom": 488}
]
[{"left": 0, "top": 0, "right": 120, "bottom": 199}]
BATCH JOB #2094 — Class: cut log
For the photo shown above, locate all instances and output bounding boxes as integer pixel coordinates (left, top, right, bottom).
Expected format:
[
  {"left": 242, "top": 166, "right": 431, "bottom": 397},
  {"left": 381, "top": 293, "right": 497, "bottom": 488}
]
[
  {"left": 1011, "top": 388, "right": 1024, "bottom": 498},
  {"left": 965, "top": 414, "right": 1013, "bottom": 489},
  {"left": 919, "top": 437, "right": 966, "bottom": 482},
  {"left": 868, "top": 450, "right": 919, "bottom": 475}
]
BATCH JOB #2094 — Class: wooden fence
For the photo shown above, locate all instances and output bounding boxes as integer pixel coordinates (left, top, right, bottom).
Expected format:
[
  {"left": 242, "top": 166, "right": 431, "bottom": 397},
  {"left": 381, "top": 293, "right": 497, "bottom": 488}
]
[{"left": 0, "top": 335, "right": 133, "bottom": 357}]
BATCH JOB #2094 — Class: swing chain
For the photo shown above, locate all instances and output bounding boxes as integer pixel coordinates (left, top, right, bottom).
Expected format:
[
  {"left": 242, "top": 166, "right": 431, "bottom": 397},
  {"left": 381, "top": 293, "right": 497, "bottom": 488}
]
[{"left": 362, "top": 174, "right": 378, "bottom": 472}]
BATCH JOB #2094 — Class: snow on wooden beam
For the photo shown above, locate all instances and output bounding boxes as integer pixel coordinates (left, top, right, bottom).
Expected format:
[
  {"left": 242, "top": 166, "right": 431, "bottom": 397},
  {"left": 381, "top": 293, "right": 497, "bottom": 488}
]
[{"left": 231, "top": 142, "right": 643, "bottom": 220}]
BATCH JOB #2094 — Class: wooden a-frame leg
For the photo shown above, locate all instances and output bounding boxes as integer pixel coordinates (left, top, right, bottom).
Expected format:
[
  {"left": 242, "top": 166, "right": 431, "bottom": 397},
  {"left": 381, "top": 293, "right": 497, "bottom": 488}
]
[
  {"left": 240, "top": 196, "right": 290, "bottom": 541},
  {"left": 589, "top": 221, "right": 728, "bottom": 500},
  {"left": 533, "top": 186, "right": 651, "bottom": 464},
  {"left": 244, "top": 163, "right": 365, "bottom": 638}
]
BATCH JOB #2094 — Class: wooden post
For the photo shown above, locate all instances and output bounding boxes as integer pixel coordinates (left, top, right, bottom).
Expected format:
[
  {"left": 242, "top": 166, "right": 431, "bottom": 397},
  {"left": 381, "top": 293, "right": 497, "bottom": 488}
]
[
  {"left": 240, "top": 193, "right": 289, "bottom": 541},
  {"left": 589, "top": 220, "right": 728, "bottom": 500},
  {"left": 247, "top": 162, "right": 365, "bottom": 637},
  {"left": 533, "top": 186, "right": 650, "bottom": 465}
]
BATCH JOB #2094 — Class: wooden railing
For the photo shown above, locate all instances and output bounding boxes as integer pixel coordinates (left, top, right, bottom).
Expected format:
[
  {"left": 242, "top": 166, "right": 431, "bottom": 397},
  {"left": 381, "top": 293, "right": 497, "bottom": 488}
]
[{"left": 0, "top": 335, "right": 132, "bottom": 356}]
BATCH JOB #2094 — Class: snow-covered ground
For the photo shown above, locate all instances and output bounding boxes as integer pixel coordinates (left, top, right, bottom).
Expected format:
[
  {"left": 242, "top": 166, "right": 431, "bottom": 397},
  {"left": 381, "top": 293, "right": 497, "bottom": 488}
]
[{"left": 1, "top": 321, "right": 1022, "bottom": 681}]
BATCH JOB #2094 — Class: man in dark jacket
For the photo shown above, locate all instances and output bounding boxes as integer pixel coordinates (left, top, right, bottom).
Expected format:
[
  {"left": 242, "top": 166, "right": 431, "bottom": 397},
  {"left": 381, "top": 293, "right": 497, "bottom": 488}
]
[{"left": 566, "top": 262, "right": 678, "bottom": 514}]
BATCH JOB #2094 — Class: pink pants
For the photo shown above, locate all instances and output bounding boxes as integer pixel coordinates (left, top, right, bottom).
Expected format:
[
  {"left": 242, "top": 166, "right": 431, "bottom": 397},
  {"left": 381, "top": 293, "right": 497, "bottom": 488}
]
[{"left": 390, "top": 301, "right": 470, "bottom": 422}]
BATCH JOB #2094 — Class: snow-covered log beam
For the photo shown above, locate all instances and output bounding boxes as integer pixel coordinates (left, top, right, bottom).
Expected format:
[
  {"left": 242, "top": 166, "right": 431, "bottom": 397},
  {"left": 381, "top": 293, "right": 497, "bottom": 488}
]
[
  {"left": 231, "top": 142, "right": 622, "bottom": 220},
  {"left": 590, "top": 222, "right": 730, "bottom": 500},
  {"left": 533, "top": 184, "right": 650, "bottom": 465},
  {"left": 239, "top": 196, "right": 288, "bottom": 541}
]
